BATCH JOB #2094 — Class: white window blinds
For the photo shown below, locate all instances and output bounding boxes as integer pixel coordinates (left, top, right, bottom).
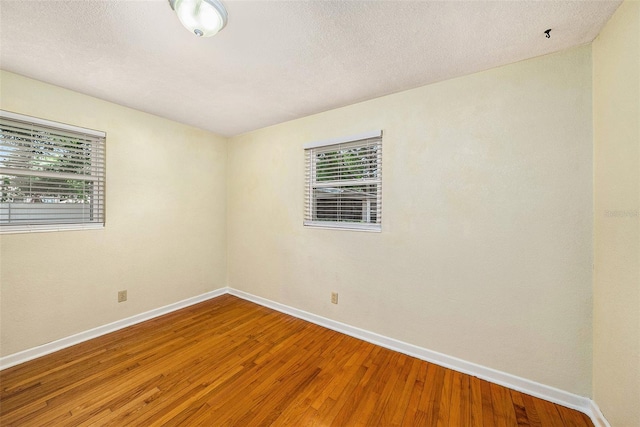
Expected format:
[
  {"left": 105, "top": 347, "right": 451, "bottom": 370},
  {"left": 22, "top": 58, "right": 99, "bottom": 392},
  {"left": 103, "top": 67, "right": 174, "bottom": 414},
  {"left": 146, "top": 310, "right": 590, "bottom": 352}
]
[
  {"left": 0, "top": 110, "right": 106, "bottom": 232},
  {"left": 304, "top": 130, "right": 382, "bottom": 231}
]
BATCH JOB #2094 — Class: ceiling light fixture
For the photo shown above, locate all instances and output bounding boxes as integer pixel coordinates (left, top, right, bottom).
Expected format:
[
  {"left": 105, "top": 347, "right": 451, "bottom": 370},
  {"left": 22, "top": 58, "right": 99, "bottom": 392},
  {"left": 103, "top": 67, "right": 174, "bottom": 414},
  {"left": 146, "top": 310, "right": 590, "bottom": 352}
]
[{"left": 168, "top": 0, "right": 228, "bottom": 37}]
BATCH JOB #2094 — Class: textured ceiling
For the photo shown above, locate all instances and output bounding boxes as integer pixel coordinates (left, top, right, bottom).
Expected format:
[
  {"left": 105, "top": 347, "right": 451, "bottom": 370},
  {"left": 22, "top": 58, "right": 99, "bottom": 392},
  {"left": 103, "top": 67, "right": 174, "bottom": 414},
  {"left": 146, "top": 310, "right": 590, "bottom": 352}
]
[{"left": 0, "top": 0, "right": 621, "bottom": 137}]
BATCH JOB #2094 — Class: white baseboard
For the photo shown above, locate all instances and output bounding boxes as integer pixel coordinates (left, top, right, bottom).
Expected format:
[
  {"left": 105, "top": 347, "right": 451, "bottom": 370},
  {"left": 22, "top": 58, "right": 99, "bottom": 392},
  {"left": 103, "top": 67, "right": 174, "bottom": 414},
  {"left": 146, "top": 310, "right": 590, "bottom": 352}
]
[
  {"left": 228, "top": 288, "right": 602, "bottom": 426},
  {"left": 0, "top": 287, "right": 228, "bottom": 371},
  {"left": 0, "top": 286, "right": 609, "bottom": 427},
  {"left": 587, "top": 400, "right": 611, "bottom": 427}
]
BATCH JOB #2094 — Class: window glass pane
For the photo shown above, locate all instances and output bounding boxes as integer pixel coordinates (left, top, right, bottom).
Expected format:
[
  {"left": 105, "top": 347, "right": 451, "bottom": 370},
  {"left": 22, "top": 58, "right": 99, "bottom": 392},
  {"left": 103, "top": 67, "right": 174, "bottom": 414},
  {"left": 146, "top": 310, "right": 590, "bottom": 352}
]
[
  {"left": 304, "top": 133, "right": 381, "bottom": 231},
  {"left": 0, "top": 111, "right": 105, "bottom": 232}
]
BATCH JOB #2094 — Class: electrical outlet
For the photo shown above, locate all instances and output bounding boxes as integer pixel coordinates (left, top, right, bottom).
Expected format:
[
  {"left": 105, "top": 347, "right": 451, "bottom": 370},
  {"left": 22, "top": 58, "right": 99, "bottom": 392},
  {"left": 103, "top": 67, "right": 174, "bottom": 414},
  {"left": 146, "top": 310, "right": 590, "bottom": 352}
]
[
  {"left": 118, "top": 290, "right": 127, "bottom": 303},
  {"left": 331, "top": 292, "right": 338, "bottom": 304}
]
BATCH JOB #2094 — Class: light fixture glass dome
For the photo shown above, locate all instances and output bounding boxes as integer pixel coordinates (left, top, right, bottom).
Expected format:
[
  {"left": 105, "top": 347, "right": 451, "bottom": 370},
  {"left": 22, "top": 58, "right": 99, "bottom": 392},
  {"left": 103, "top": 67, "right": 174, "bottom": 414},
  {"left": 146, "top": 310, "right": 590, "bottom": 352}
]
[{"left": 169, "top": 0, "right": 228, "bottom": 37}]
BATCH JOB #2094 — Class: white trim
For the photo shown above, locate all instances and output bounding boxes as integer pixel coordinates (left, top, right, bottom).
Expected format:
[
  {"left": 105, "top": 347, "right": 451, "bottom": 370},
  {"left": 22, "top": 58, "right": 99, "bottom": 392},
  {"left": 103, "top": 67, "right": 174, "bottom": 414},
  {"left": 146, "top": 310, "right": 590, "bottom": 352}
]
[
  {"left": 0, "top": 223, "right": 104, "bottom": 234},
  {"left": 0, "top": 287, "right": 228, "bottom": 370},
  {"left": 303, "top": 221, "right": 381, "bottom": 232},
  {"left": 227, "top": 288, "right": 597, "bottom": 423},
  {"left": 0, "top": 109, "right": 106, "bottom": 137},
  {"left": 303, "top": 129, "right": 382, "bottom": 149},
  {"left": 587, "top": 400, "right": 611, "bottom": 427}
]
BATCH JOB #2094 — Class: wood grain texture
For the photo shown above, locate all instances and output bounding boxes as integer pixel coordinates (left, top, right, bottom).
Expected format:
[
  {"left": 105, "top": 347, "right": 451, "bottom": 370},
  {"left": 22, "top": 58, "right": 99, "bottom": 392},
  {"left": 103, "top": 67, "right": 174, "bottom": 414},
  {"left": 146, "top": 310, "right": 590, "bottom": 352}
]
[{"left": 0, "top": 295, "right": 593, "bottom": 426}]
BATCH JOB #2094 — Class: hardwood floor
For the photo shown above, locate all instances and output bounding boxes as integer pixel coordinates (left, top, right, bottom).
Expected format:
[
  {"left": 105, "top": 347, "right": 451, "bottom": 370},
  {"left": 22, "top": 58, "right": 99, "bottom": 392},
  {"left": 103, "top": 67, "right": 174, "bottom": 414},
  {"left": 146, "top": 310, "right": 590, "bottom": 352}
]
[{"left": 0, "top": 295, "right": 593, "bottom": 426}]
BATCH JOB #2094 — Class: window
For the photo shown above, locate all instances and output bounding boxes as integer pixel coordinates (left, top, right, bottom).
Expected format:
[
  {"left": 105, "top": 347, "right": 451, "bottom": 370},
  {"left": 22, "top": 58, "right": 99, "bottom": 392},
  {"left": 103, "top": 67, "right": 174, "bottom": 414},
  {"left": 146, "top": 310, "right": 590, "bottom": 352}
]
[
  {"left": 0, "top": 110, "right": 105, "bottom": 233},
  {"left": 304, "top": 130, "right": 382, "bottom": 231}
]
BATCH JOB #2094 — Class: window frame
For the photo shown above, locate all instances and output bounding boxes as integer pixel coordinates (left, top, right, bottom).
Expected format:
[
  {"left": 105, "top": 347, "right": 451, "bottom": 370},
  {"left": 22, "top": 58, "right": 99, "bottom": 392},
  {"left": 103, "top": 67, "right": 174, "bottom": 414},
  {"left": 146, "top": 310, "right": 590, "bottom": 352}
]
[
  {"left": 0, "top": 110, "right": 106, "bottom": 234},
  {"left": 304, "top": 130, "right": 382, "bottom": 232}
]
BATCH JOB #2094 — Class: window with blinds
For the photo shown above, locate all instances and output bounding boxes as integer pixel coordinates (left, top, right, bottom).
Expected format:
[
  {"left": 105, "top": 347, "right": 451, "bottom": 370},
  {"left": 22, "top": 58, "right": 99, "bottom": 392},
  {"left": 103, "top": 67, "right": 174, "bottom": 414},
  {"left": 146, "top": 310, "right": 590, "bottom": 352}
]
[
  {"left": 0, "top": 110, "right": 106, "bottom": 233},
  {"left": 304, "top": 130, "right": 382, "bottom": 231}
]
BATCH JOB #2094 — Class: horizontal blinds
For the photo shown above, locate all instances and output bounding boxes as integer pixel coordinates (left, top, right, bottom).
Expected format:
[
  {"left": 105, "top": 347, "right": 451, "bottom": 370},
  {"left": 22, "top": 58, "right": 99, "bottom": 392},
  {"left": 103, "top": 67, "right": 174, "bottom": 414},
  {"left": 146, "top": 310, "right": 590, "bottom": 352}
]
[
  {"left": 304, "top": 134, "right": 382, "bottom": 229},
  {"left": 0, "top": 111, "right": 106, "bottom": 230}
]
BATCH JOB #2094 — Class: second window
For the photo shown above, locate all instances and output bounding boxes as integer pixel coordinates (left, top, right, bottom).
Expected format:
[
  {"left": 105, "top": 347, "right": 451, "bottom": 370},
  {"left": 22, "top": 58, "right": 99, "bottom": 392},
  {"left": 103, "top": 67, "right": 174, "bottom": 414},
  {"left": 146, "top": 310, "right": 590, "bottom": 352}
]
[{"left": 304, "top": 130, "right": 382, "bottom": 231}]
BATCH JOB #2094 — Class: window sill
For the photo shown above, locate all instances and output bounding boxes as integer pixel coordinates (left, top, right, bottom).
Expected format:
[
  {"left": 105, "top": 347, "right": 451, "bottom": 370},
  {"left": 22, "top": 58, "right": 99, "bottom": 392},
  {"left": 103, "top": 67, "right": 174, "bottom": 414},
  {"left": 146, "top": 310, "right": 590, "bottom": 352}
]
[
  {"left": 303, "top": 221, "right": 381, "bottom": 232},
  {"left": 0, "top": 224, "right": 104, "bottom": 235}
]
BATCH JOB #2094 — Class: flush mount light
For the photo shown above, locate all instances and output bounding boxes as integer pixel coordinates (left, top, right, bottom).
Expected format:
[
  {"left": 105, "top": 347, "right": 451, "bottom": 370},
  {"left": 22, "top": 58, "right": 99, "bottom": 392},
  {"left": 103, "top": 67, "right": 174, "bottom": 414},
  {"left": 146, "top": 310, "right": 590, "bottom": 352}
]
[{"left": 168, "top": 0, "right": 228, "bottom": 37}]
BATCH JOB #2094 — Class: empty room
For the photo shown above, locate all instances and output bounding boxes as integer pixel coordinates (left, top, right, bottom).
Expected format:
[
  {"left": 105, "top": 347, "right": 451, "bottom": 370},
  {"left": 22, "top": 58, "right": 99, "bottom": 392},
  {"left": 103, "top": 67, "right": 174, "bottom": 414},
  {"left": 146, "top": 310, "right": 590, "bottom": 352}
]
[{"left": 0, "top": 0, "right": 638, "bottom": 426}]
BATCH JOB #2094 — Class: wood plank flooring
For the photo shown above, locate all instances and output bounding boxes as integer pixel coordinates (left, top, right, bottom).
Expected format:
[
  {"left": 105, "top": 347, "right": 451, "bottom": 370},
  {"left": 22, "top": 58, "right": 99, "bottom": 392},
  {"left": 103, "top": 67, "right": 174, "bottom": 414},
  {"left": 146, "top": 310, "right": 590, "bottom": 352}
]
[{"left": 0, "top": 295, "right": 593, "bottom": 426}]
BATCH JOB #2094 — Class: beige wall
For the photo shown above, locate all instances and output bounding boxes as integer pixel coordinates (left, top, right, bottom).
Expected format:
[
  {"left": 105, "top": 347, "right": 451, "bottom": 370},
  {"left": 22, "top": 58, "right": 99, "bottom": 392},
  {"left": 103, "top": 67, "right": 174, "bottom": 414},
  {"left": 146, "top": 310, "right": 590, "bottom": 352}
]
[
  {"left": 0, "top": 71, "right": 228, "bottom": 356},
  {"left": 593, "top": 1, "right": 640, "bottom": 425},
  {"left": 228, "top": 46, "right": 594, "bottom": 395}
]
